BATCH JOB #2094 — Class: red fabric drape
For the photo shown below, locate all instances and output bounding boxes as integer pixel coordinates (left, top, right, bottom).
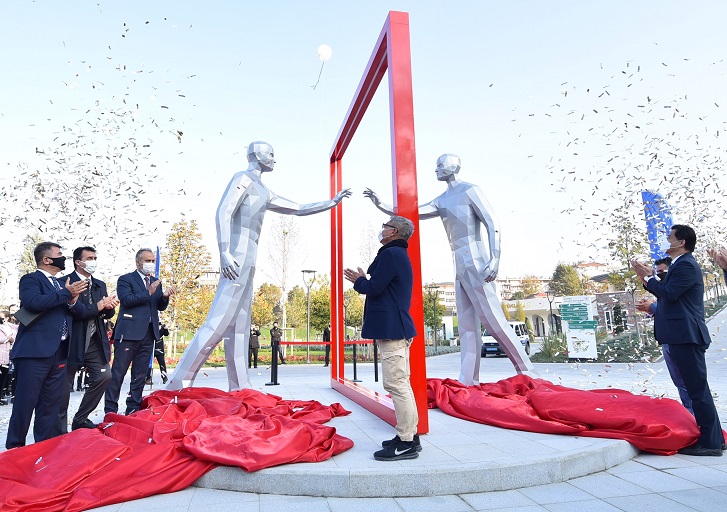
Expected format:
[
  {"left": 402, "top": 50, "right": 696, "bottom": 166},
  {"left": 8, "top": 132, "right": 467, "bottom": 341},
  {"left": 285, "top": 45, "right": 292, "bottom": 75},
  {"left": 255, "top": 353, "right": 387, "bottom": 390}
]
[
  {"left": 0, "top": 387, "right": 353, "bottom": 511},
  {"left": 427, "top": 375, "right": 701, "bottom": 455}
]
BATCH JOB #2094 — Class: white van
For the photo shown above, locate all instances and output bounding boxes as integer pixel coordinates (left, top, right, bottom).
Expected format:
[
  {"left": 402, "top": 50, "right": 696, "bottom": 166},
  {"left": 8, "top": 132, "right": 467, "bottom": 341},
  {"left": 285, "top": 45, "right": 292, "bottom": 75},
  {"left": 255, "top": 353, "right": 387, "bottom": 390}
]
[{"left": 480, "top": 321, "right": 531, "bottom": 356}]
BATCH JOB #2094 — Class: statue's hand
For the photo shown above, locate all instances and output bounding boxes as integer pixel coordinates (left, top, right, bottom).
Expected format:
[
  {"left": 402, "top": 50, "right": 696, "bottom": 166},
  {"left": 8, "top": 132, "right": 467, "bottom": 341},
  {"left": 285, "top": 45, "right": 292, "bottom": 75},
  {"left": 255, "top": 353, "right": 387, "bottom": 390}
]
[
  {"left": 482, "top": 259, "right": 499, "bottom": 283},
  {"left": 220, "top": 251, "right": 240, "bottom": 280},
  {"left": 363, "top": 188, "right": 380, "bottom": 206},
  {"left": 333, "top": 188, "right": 352, "bottom": 203}
]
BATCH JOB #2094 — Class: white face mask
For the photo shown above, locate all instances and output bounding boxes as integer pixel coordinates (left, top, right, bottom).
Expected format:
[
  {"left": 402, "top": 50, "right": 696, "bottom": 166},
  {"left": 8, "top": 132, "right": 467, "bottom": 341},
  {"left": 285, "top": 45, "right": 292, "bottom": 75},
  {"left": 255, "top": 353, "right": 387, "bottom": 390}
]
[
  {"left": 82, "top": 260, "right": 97, "bottom": 275},
  {"left": 659, "top": 239, "right": 677, "bottom": 253},
  {"left": 141, "top": 262, "right": 156, "bottom": 276},
  {"left": 378, "top": 230, "right": 385, "bottom": 242}
]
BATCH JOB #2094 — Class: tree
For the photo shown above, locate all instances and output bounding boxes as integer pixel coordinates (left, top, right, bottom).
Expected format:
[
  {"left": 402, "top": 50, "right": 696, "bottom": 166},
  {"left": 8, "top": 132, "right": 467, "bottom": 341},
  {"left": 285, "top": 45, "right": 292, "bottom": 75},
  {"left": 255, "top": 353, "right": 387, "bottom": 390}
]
[
  {"left": 285, "top": 285, "right": 307, "bottom": 329},
  {"left": 358, "top": 221, "right": 380, "bottom": 270},
  {"left": 18, "top": 233, "right": 44, "bottom": 276},
  {"left": 514, "top": 301, "right": 527, "bottom": 322},
  {"left": 343, "top": 288, "right": 364, "bottom": 332},
  {"left": 607, "top": 208, "right": 648, "bottom": 291},
  {"left": 520, "top": 275, "right": 542, "bottom": 297},
  {"left": 251, "top": 283, "right": 282, "bottom": 327},
  {"left": 159, "top": 220, "right": 211, "bottom": 333},
  {"left": 265, "top": 216, "right": 301, "bottom": 329},
  {"left": 309, "top": 275, "right": 331, "bottom": 332},
  {"left": 549, "top": 263, "right": 584, "bottom": 296},
  {"left": 501, "top": 302, "right": 511, "bottom": 320},
  {"left": 510, "top": 291, "right": 526, "bottom": 300},
  {"left": 423, "top": 290, "right": 446, "bottom": 340},
  {"left": 612, "top": 302, "right": 625, "bottom": 334}
]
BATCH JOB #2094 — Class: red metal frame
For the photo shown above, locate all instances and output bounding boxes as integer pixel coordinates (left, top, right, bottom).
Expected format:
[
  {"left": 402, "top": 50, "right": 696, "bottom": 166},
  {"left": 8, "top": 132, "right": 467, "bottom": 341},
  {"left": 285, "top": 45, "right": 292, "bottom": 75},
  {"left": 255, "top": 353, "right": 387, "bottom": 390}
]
[{"left": 329, "top": 11, "right": 428, "bottom": 434}]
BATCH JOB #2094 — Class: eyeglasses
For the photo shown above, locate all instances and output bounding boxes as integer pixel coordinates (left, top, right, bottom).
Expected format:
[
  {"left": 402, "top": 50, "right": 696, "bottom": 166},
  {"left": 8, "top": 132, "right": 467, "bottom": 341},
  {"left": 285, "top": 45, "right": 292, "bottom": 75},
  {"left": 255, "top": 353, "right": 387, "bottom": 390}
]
[{"left": 382, "top": 223, "right": 397, "bottom": 230}]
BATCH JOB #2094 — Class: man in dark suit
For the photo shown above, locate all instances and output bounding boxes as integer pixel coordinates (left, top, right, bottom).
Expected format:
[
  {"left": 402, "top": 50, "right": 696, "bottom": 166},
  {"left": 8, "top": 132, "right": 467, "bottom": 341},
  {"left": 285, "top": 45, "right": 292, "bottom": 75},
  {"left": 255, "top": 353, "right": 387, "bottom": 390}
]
[
  {"left": 104, "top": 248, "right": 175, "bottom": 416},
  {"left": 323, "top": 323, "right": 331, "bottom": 366},
  {"left": 5, "top": 242, "right": 87, "bottom": 449},
  {"left": 632, "top": 224, "right": 725, "bottom": 456},
  {"left": 344, "top": 215, "right": 419, "bottom": 461},
  {"left": 55, "top": 247, "right": 118, "bottom": 434}
]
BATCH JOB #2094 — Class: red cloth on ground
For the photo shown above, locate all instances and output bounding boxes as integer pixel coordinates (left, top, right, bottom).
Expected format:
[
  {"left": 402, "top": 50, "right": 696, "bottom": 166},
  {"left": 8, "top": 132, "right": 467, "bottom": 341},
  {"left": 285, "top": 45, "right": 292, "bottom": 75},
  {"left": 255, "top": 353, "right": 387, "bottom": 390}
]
[
  {"left": 427, "top": 375, "right": 700, "bottom": 455},
  {"left": 0, "top": 387, "right": 353, "bottom": 511}
]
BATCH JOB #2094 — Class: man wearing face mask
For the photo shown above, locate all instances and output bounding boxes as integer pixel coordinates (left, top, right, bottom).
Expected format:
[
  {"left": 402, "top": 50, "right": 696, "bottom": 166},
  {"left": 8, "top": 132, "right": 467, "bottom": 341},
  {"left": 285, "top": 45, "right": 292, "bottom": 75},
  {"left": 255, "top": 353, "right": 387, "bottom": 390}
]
[
  {"left": 636, "top": 256, "right": 693, "bottom": 414},
  {"left": 104, "top": 248, "right": 175, "bottom": 416},
  {"left": 632, "top": 225, "right": 724, "bottom": 456},
  {"left": 6, "top": 242, "right": 87, "bottom": 449},
  {"left": 55, "top": 246, "right": 118, "bottom": 435}
]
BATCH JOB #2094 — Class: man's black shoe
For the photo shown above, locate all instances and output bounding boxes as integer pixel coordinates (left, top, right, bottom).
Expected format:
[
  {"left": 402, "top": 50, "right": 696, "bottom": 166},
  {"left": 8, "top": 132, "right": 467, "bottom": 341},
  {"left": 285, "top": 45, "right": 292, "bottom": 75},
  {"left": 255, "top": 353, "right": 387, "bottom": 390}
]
[
  {"left": 161, "top": 373, "right": 168, "bottom": 384},
  {"left": 374, "top": 438, "right": 419, "bottom": 461},
  {"left": 72, "top": 419, "right": 97, "bottom": 430},
  {"left": 678, "top": 445, "right": 723, "bottom": 457},
  {"left": 382, "top": 434, "right": 422, "bottom": 452},
  {"left": 145, "top": 378, "right": 153, "bottom": 385}
]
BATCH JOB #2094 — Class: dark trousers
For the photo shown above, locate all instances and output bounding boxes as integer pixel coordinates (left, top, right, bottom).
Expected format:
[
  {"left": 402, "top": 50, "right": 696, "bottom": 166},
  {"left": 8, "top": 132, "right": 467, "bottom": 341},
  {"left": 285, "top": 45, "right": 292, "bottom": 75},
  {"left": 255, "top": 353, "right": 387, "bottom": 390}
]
[
  {"left": 248, "top": 347, "right": 259, "bottom": 368},
  {"left": 6, "top": 340, "right": 68, "bottom": 449},
  {"left": 104, "top": 326, "right": 154, "bottom": 415},
  {"left": 146, "top": 340, "right": 167, "bottom": 380},
  {"left": 669, "top": 343, "right": 724, "bottom": 449},
  {"left": 274, "top": 342, "right": 285, "bottom": 363},
  {"left": 324, "top": 343, "right": 330, "bottom": 366},
  {"left": 0, "top": 365, "right": 9, "bottom": 398},
  {"left": 56, "top": 341, "right": 111, "bottom": 435}
]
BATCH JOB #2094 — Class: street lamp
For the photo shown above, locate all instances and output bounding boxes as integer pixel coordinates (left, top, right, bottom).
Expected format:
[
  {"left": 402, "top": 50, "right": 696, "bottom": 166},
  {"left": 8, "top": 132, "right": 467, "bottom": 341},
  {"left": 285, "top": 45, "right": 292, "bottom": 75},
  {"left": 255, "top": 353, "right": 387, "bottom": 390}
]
[
  {"left": 425, "top": 284, "right": 440, "bottom": 349},
  {"left": 302, "top": 269, "right": 316, "bottom": 364},
  {"left": 545, "top": 287, "right": 555, "bottom": 336}
]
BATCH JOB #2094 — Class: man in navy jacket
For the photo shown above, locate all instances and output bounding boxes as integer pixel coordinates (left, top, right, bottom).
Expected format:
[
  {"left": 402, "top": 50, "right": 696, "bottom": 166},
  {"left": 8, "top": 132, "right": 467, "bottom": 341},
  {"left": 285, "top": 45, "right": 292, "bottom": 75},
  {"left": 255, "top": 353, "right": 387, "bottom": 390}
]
[
  {"left": 55, "top": 246, "right": 118, "bottom": 434},
  {"left": 633, "top": 225, "right": 724, "bottom": 456},
  {"left": 104, "top": 248, "right": 174, "bottom": 416},
  {"left": 6, "top": 242, "right": 87, "bottom": 449},
  {"left": 344, "top": 215, "right": 419, "bottom": 461}
]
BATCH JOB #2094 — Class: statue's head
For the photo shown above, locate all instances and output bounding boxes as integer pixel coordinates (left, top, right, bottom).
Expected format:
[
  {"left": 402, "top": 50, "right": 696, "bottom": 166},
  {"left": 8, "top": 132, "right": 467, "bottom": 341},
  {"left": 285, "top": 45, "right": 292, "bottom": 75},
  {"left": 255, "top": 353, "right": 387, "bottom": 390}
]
[
  {"left": 435, "top": 153, "right": 460, "bottom": 181},
  {"left": 247, "top": 141, "right": 276, "bottom": 172}
]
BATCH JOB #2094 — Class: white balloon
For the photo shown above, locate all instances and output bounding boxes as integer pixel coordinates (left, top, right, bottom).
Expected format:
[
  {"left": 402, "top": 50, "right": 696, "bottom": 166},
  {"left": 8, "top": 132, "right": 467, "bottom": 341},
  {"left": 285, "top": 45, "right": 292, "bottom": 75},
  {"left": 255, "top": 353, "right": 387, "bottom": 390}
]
[{"left": 317, "top": 44, "right": 332, "bottom": 62}]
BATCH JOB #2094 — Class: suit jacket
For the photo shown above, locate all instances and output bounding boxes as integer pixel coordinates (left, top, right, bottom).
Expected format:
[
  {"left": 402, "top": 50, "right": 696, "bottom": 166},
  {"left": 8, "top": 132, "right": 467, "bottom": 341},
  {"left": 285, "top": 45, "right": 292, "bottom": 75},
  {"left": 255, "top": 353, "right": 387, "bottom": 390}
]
[
  {"left": 10, "top": 270, "right": 85, "bottom": 359},
  {"left": 645, "top": 252, "right": 710, "bottom": 345},
  {"left": 354, "top": 240, "right": 417, "bottom": 340},
  {"left": 114, "top": 271, "right": 169, "bottom": 341},
  {"left": 64, "top": 271, "right": 115, "bottom": 367}
]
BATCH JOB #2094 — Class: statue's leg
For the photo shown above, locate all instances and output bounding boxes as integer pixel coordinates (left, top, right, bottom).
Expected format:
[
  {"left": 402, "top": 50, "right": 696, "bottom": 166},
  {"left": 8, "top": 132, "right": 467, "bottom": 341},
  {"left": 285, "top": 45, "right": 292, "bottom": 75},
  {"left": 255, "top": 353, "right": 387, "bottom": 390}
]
[
  {"left": 224, "top": 278, "right": 255, "bottom": 391},
  {"left": 165, "top": 279, "right": 246, "bottom": 390},
  {"left": 455, "top": 281, "right": 481, "bottom": 386},
  {"left": 473, "top": 279, "right": 535, "bottom": 374}
]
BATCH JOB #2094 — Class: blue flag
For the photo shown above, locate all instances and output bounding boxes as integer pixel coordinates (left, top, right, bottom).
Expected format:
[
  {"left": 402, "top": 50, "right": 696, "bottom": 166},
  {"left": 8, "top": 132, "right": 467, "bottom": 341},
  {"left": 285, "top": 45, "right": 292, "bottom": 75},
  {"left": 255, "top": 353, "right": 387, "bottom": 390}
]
[
  {"left": 155, "top": 246, "right": 161, "bottom": 278},
  {"left": 641, "top": 190, "right": 673, "bottom": 261}
]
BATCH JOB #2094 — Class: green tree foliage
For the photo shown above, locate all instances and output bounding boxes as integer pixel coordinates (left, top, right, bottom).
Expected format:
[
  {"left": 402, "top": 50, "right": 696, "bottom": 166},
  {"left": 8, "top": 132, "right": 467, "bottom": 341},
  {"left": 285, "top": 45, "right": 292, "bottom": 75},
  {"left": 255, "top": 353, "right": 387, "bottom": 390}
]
[
  {"left": 343, "top": 288, "right": 364, "bottom": 331},
  {"left": 309, "top": 274, "right": 331, "bottom": 332},
  {"left": 252, "top": 283, "right": 282, "bottom": 327},
  {"left": 612, "top": 302, "right": 625, "bottom": 334},
  {"left": 423, "top": 289, "right": 446, "bottom": 338},
  {"left": 18, "top": 233, "right": 44, "bottom": 275},
  {"left": 549, "top": 263, "right": 584, "bottom": 297},
  {"left": 520, "top": 275, "right": 542, "bottom": 297},
  {"left": 510, "top": 291, "right": 526, "bottom": 300},
  {"left": 159, "top": 220, "right": 211, "bottom": 333},
  {"left": 285, "top": 285, "right": 307, "bottom": 329}
]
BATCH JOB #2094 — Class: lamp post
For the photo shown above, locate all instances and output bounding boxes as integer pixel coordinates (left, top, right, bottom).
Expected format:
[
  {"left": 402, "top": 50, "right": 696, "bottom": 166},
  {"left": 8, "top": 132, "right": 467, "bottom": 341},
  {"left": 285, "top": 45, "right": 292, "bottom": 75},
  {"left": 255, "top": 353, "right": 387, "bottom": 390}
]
[
  {"left": 425, "top": 284, "right": 440, "bottom": 349},
  {"left": 302, "top": 269, "right": 316, "bottom": 364},
  {"left": 545, "top": 287, "right": 555, "bottom": 336}
]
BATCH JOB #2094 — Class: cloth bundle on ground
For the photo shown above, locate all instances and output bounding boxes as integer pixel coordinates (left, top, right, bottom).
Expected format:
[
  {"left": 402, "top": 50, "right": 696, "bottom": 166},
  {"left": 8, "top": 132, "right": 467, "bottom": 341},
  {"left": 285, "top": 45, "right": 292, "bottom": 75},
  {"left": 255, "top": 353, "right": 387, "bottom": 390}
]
[
  {"left": 427, "top": 375, "right": 700, "bottom": 455},
  {"left": 0, "top": 387, "right": 353, "bottom": 511}
]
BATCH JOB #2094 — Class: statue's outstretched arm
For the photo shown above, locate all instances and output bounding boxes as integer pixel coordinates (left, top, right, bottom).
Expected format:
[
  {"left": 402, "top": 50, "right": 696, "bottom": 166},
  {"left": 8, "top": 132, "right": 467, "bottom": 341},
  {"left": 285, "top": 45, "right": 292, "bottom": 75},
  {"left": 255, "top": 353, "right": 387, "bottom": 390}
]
[
  {"left": 467, "top": 185, "right": 501, "bottom": 282},
  {"left": 268, "top": 188, "right": 351, "bottom": 216},
  {"left": 216, "top": 173, "right": 253, "bottom": 280},
  {"left": 363, "top": 188, "right": 438, "bottom": 219}
]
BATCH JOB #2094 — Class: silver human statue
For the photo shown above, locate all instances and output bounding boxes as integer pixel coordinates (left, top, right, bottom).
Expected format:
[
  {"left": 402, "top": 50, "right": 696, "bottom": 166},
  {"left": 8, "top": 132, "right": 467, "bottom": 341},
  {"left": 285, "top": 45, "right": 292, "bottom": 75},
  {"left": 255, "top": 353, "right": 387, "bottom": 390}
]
[
  {"left": 364, "top": 153, "right": 535, "bottom": 386},
  {"left": 166, "top": 141, "right": 352, "bottom": 390}
]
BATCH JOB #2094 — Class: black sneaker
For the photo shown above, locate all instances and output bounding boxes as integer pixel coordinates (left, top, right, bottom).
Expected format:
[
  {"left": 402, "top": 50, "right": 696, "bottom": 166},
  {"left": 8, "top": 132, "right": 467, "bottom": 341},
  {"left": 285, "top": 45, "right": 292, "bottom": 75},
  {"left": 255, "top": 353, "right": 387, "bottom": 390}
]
[
  {"left": 374, "top": 438, "right": 419, "bottom": 461},
  {"left": 382, "top": 434, "right": 422, "bottom": 452}
]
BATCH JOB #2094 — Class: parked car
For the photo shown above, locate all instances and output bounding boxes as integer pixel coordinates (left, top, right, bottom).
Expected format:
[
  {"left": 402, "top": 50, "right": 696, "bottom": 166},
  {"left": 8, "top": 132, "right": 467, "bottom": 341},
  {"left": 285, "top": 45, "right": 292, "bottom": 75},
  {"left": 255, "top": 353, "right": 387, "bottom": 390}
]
[{"left": 481, "top": 321, "right": 531, "bottom": 356}]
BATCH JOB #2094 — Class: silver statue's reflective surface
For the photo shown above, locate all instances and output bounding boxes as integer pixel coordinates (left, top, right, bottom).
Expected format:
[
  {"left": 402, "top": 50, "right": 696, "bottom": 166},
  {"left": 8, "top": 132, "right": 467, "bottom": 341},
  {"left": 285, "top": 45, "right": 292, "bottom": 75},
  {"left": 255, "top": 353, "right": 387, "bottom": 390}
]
[
  {"left": 166, "top": 141, "right": 351, "bottom": 390},
  {"left": 365, "top": 153, "right": 534, "bottom": 385}
]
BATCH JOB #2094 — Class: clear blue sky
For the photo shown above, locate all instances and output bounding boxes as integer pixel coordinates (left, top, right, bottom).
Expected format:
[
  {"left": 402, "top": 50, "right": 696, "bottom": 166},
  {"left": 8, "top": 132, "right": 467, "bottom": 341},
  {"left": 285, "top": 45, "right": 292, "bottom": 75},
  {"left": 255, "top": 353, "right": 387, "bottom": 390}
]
[{"left": 2, "top": 1, "right": 726, "bottom": 297}]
